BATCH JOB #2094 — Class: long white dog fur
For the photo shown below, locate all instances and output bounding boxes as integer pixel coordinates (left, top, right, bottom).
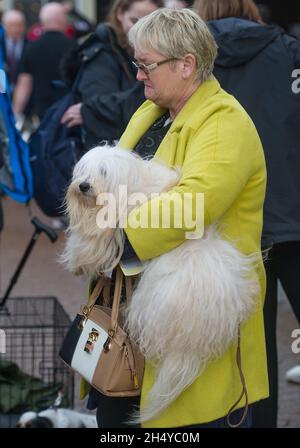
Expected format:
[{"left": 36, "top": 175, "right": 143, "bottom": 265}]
[{"left": 61, "top": 145, "right": 260, "bottom": 424}]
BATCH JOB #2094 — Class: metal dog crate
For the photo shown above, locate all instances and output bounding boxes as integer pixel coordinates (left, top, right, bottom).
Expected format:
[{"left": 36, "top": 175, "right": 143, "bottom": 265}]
[{"left": 0, "top": 296, "right": 74, "bottom": 428}]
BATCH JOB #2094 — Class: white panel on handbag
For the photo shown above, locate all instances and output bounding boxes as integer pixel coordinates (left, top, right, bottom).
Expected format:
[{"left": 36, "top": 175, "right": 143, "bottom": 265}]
[{"left": 71, "top": 318, "right": 108, "bottom": 384}]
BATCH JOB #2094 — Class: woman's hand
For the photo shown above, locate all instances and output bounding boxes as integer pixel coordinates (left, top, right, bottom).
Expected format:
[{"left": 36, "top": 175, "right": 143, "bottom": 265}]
[{"left": 61, "top": 103, "right": 83, "bottom": 128}]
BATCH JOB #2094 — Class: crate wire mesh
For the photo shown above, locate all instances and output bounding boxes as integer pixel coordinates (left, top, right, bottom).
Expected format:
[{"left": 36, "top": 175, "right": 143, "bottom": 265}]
[{"left": 0, "top": 296, "right": 74, "bottom": 428}]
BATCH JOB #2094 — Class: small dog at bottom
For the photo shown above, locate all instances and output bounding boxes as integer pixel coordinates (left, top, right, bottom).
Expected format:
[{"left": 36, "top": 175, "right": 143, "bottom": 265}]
[{"left": 16, "top": 408, "right": 97, "bottom": 428}]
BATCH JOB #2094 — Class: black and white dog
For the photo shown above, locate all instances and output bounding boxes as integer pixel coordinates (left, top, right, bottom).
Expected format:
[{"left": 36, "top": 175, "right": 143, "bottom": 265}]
[{"left": 16, "top": 408, "right": 97, "bottom": 428}]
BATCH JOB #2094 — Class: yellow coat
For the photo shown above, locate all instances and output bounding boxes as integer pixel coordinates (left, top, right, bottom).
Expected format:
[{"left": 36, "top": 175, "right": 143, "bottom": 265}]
[{"left": 118, "top": 77, "right": 269, "bottom": 427}]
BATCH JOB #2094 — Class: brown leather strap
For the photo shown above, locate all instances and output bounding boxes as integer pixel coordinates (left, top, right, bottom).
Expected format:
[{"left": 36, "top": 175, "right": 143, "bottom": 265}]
[
  {"left": 125, "top": 276, "right": 133, "bottom": 302},
  {"left": 86, "top": 267, "right": 133, "bottom": 335},
  {"left": 87, "top": 275, "right": 109, "bottom": 310},
  {"left": 102, "top": 278, "right": 111, "bottom": 307},
  {"left": 226, "top": 328, "right": 249, "bottom": 428},
  {"left": 110, "top": 265, "right": 123, "bottom": 332}
]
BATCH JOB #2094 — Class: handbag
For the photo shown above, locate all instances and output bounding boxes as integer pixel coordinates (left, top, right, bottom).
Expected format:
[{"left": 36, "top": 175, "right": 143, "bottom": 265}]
[{"left": 59, "top": 266, "right": 144, "bottom": 397}]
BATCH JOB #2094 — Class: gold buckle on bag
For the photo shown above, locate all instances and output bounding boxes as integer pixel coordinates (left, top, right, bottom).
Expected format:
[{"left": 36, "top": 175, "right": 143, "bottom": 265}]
[
  {"left": 84, "top": 328, "right": 100, "bottom": 353},
  {"left": 103, "top": 329, "right": 115, "bottom": 353},
  {"left": 79, "top": 305, "right": 92, "bottom": 330}
]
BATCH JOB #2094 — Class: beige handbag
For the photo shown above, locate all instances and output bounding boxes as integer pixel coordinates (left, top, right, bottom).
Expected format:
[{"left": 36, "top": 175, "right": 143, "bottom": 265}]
[{"left": 59, "top": 266, "right": 145, "bottom": 397}]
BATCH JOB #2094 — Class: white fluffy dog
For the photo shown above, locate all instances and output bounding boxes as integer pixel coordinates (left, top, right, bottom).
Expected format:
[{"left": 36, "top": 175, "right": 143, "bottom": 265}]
[{"left": 61, "top": 145, "right": 259, "bottom": 424}]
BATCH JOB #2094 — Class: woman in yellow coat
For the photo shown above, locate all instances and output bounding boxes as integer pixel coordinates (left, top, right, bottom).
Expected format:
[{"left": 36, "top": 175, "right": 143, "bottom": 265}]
[
  {"left": 122, "top": 7, "right": 269, "bottom": 428},
  {"left": 84, "top": 8, "right": 269, "bottom": 428}
]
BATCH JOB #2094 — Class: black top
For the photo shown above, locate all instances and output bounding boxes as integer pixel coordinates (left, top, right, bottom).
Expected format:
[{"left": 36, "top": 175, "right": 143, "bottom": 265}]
[
  {"left": 121, "top": 112, "right": 172, "bottom": 261},
  {"left": 20, "top": 31, "right": 73, "bottom": 118},
  {"left": 133, "top": 112, "right": 172, "bottom": 159}
]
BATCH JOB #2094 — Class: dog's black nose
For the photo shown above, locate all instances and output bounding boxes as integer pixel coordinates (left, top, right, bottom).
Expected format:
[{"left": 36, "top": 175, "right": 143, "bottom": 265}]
[{"left": 79, "top": 182, "right": 90, "bottom": 193}]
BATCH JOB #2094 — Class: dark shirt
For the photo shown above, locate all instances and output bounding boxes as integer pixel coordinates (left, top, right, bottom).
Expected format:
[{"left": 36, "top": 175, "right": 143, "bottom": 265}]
[
  {"left": 121, "top": 112, "right": 172, "bottom": 262},
  {"left": 133, "top": 112, "right": 172, "bottom": 159},
  {"left": 20, "top": 31, "right": 73, "bottom": 118}
]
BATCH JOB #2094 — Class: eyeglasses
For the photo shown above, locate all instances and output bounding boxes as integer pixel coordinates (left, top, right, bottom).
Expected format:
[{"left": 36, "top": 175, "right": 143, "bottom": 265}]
[{"left": 132, "top": 58, "right": 178, "bottom": 75}]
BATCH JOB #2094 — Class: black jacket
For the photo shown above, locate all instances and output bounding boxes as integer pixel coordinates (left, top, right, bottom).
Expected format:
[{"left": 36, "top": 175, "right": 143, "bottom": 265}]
[
  {"left": 21, "top": 31, "right": 73, "bottom": 118},
  {"left": 209, "top": 18, "right": 300, "bottom": 247},
  {"left": 79, "top": 24, "right": 145, "bottom": 149}
]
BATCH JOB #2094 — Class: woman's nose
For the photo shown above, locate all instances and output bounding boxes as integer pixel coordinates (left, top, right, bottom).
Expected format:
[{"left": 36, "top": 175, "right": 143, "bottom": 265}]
[
  {"left": 136, "top": 68, "right": 148, "bottom": 81},
  {"left": 79, "top": 182, "right": 90, "bottom": 193}
]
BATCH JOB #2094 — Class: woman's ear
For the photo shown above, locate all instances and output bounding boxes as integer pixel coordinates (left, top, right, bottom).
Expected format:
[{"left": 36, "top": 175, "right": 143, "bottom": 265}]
[{"left": 181, "top": 54, "right": 197, "bottom": 79}]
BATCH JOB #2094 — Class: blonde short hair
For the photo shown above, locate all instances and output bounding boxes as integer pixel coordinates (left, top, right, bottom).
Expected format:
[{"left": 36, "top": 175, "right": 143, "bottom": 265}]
[{"left": 128, "top": 8, "right": 218, "bottom": 82}]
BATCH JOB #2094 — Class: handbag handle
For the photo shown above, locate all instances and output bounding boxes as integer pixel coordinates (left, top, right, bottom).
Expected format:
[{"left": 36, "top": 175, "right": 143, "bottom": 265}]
[
  {"left": 84, "top": 266, "right": 132, "bottom": 336},
  {"left": 111, "top": 265, "right": 135, "bottom": 333},
  {"left": 86, "top": 275, "right": 109, "bottom": 310}
]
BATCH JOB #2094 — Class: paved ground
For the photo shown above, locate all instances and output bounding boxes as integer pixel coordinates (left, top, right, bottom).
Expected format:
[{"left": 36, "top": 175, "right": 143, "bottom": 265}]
[{"left": 1, "top": 196, "right": 300, "bottom": 427}]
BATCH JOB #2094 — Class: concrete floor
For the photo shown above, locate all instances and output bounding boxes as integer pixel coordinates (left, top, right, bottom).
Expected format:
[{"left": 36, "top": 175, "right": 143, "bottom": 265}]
[{"left": 0, "top": 196, "right": 300, "bottom": 427}]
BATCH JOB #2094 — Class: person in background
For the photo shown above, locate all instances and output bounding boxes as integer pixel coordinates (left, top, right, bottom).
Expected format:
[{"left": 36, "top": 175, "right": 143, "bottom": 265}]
[
  {"left": 164, "top": 0, "right": 194, "bottom": 8},
  {"left": 98, "top": 0, "right": 115, "bottom": 22},
  {"left": 2, "top": 10, "right": 27, "bottom": 92},
  {"left": 194, "top": 0, "right": 300, "bottom": 428},
  {"left": 13, "top": 2, "right": 73, "bottom": 121},
  {"left": 61, "top": 0, "right": 163, "bottom": 150},
  {"left": 61, "top": 1, "right": 95, "bottom": 38}
]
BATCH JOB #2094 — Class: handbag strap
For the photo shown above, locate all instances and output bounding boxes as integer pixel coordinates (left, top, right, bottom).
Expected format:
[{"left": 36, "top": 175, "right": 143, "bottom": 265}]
[
  {"left": 226, "top": 328, "right": 249, "bottom": 428},
  {"left": 85, "top": 266, "right": 133, "bottom": 335},
  {"left": 107, "top": 266, "right": 134, "bottom": 334},
  {"left": 86, "top": 275, "right": 109, "bottom": 310},
  {"left": 125, "top": 275, "right": 133, "bottom": 302},
  {"left": 110, "top": 265, "right": 123, "bottom": 333},
  {"left": 102, "top": 278, "right": 111, "bottom": 307}
]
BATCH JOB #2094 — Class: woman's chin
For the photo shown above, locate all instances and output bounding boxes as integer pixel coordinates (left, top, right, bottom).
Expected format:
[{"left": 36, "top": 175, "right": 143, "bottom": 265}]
[{"left": 144, "top": 85, "right": 154, "bottom": 99}]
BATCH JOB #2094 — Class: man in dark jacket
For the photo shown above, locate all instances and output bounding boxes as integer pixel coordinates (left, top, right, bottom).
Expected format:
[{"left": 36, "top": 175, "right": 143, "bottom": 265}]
[
  {"left": 13, "top": 2, "right": 73, "bottom": 120},
  {"left": 207, "top": 16, "right": 300, "bottom": 428}
]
